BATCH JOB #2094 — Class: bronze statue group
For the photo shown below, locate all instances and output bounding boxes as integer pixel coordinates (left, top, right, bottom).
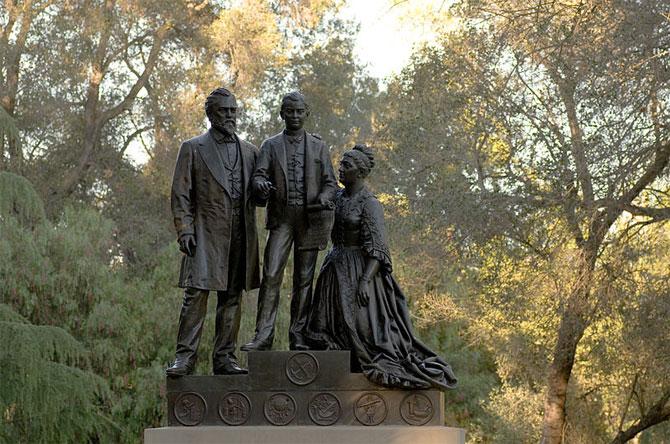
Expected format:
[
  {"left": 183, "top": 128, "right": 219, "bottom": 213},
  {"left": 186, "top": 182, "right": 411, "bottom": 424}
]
[{"left": 167, "top": 88, "right": 456, "bottom": 391}]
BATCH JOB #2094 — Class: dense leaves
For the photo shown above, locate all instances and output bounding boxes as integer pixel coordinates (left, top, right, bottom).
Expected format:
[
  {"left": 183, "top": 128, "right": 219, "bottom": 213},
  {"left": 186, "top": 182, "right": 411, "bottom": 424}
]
[{"left": 375, "top": 0, "right": 670, "bottom": 442}]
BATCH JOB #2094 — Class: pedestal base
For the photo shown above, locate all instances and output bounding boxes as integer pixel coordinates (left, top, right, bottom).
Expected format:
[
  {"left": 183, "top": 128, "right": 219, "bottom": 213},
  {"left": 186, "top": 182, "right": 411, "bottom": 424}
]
[
  {"left": 155, "top": 351, "right": 465, "bottom": 442},
  {"left": 167, "top": 351, "right": 445, "bottom": 427},
  {"left": 144, "top": 425, "right": 466, "bottom": 444}
]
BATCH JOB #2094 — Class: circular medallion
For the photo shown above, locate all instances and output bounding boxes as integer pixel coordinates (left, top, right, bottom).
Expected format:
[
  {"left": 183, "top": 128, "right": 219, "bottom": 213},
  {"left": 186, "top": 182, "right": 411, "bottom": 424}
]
[
  {"left": 264, "top": 393, "right": 297, "bottom": 426},
  {"left": 218, "top": 392, "right": 251, "bottom": 426},
  {"left": 173, "top": 392, "right": 207, "bottom": 426},
  {"left": 354, "top": 393, "right": 387, "bottom": 426},
  {"left": 285, "top": 352, "right": 319, "bottom": 386},
  {"left": 308, "top": 393, "right": 341, "bottom": 426},
  {"left": 400, "top": 393, "right": 434, "bottom": 426}
]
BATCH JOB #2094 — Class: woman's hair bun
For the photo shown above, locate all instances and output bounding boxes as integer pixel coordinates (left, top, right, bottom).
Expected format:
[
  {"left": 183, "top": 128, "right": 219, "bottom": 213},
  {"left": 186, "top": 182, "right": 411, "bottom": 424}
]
[{"left": 353, "top": 144, "right": 374, "bottom": 170}]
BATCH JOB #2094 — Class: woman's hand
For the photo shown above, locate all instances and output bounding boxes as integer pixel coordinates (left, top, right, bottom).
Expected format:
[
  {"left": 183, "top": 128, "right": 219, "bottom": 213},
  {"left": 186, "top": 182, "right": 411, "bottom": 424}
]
[{"left": 357, "top": 276, "right": 372, "bottom": 306}]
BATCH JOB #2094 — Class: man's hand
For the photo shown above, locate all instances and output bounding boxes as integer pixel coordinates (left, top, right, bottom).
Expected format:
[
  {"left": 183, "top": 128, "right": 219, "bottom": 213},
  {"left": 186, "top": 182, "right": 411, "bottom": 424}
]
[
  {"left": 316, "top": 195, "right": 334, "bottom": 209},
  {"left": 356, "top": 276, "right": 372, "bottom": 307},
  {"left": 178, "top": 234, "right": 196, "bottom": 256},
  {"left": 256, "top": 179, "right": 276, "bottom": 198}
]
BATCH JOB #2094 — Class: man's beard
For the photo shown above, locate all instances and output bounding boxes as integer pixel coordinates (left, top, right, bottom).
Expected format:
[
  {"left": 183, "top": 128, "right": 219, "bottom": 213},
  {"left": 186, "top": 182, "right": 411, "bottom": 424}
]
[{"left": 211, "top": 117, "right": 236, "bottom": 136}]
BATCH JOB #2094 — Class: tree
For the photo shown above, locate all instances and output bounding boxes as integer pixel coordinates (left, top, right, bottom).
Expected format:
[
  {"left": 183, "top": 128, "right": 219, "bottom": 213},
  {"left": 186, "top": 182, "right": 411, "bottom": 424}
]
[
  {"left": 0, "top": 0, "right": 57, "bottom": 172},
  {"left": 1, "top": 0, "right": 341, "bottom": 214},
  {"left": 376, "top": 0, "right": 670, "bottom": 441},
  {"left": 0, "top": 172, "right": 114, "bottom": 443},
  {"left": 0, "top": 170, "right": 182, "bottom": 442},
  {"left": 240, "top": 17, "right": 379, "bottom": 154},
  {"left": 0, "top": 304, "right": 113, "bottom": 444}
]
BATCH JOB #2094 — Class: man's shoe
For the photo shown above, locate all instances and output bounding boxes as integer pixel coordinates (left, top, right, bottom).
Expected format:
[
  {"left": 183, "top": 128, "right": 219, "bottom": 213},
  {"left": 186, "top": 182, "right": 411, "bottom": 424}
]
[
  {"left": 165, "top": 359, "right": 194, "bottom": 377},
  {"left": 240, "top": 337, "right": 273, "bottom": 352},
  {"left": 290, "top": 340, "right": 310, "bottom": 351},
  {"left": 213, "top": 357, "right": 248, "bottom": 375}
]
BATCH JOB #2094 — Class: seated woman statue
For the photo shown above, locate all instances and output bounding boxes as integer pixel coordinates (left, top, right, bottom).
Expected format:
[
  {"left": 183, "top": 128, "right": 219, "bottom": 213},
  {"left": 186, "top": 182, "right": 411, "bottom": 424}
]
[{"left": 303, "top": 144, "right": 457, "bottom": 390}]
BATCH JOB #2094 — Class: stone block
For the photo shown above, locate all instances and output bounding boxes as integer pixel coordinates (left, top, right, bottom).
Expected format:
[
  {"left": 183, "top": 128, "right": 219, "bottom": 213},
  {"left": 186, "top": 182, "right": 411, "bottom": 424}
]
[
  {"left": 167, "top": 351, "right": 446, "bottom": 427},
  {"left": 145, "top": 425, "right": 466, "bottom": 444}
]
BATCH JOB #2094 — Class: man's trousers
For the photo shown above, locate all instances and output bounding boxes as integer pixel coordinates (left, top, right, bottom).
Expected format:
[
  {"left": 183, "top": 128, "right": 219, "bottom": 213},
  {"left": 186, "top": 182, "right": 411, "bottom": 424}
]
[
  {"left": 253, "top": 205, "right": 318, "bottom": 349},
  {"left": 173, "top": 206, "right": 245, "bottom": 371}
]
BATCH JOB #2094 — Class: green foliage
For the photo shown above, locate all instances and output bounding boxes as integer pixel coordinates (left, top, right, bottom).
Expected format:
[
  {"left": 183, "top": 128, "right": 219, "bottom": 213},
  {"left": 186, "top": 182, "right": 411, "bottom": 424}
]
[
  {"left": 0, "top": 173, "right": 178, "bottom": 442},
  {"left": 374, "top": 0, "right": 670, "bottom": 441},
  {"left": 0, "top": 305, "right": 113, "bottom": 444},
  {"left": 479, "top": 383, "right": 545, "bottom": 443},
  {"left": 0, "top": 172, "right": 45, "bottom": 229},
  {"left": 416, "top": 322, "right": 498, "bottom": 430}
]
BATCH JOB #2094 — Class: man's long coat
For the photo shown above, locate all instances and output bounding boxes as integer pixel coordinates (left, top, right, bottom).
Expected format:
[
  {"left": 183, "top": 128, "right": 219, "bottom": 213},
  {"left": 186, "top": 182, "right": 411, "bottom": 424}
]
[{"left": 171, "top": 130, "right": 260, "bottom": 291}]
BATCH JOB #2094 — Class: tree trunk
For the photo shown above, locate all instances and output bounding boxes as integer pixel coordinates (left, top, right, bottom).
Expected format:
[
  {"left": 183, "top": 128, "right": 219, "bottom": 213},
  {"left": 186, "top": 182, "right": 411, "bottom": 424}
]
[
  {"left": 541, "top": 303, "right": 588, "bottom": 443},
  {"left": 53, "top": 13, "right": 169, "bottom": 202},
  {"left": 0, "top": 0, "right": 38, "bottom": 172},
  {"left": 541, "top": 248, "right": 596, "bottom": 444},
  {"left": 51, "top": 0, "right": 113, "bottom": 203}
]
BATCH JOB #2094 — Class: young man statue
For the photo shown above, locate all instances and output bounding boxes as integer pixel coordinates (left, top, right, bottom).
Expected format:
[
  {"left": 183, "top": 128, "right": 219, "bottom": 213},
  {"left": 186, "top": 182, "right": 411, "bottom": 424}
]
[{"left": 242, "top": 92, "right": 337, "bottom": 351}]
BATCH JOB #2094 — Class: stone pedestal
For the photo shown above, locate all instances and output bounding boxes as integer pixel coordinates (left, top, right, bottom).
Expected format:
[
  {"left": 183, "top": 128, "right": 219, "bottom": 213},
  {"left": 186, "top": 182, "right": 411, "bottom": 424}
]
[
  {"left": 146, "top": 351, "right": 465, "bottom": 443},
  {"left": 144, "top": 425, "right": 466, "bottom": 443}
]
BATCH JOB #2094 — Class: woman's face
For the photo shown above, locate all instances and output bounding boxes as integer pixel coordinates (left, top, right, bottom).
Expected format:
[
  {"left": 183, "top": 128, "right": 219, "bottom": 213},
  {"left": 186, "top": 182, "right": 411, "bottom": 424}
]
[{"left": 338, "top": 154, "right": 360, "bottom": 186}]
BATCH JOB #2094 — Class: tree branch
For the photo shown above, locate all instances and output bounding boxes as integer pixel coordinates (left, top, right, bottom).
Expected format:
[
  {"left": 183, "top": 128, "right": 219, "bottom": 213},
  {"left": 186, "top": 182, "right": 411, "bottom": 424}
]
[
  {"left": 55, "top": 16, "right": 170, "bottom": 199},
  {"left": 621, "top": 204, "right": 670, "bottom": 221},
  {"left": 1, "top": 0, "right": 35, "bottom": 114},
  {"left": 588, "top": 137, "right": 670, "bottom": 251},
  {"left": 52, "top": 0, "right": 115, "bottom": 199},
  {"left": 101, "top": 23, "right": 170, "bottom": 123},
  {"left": 0, "top": 0, "right": 18, "bottom": 46},
  {"left": 595, "top": 198, "right": 670, "bottom": 222},
  {"left": 617, "top": 374, "right": 638, "bottom": 434},
  {"left": 555, "top": 75, "right": 595, "bottom": 208},
  {"left": 118, "top": 125, "right": 153, "bottom": 159},
  {"left": 610, "top": 390, "right": 670, "bottom": 444},
  {"left": 620, "top": 140, "right": 670, "bottom": 206}
]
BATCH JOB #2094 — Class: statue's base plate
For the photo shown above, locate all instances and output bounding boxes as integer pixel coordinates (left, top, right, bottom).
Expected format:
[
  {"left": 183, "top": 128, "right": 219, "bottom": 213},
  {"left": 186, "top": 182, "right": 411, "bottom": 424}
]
[{"left": 144, "top": 425, "right": 466, "bottom": 444}]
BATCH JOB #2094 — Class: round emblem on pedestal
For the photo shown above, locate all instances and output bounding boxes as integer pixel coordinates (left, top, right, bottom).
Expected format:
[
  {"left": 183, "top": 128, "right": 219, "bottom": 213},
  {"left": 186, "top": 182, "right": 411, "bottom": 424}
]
[
  {"left": 173, "top": 392, "right": 207, "bottom": 426},
  {"left": 400, "top": 393, "right": 434, "bottom": 426},
  {"left": 218, "top": 392, "right": 251, "bottom": 425},
  {"left": 308, "top": 393, "right": 341, "bottom": 426},
  {"left": 354, "top": 392, "right": 387, "bottom": 426},
  {"left": 285, "top": 352, "right": 319, "bottom": 386},
  {"left": 264, "top": 393, "right": 297, "bottom": 425}
]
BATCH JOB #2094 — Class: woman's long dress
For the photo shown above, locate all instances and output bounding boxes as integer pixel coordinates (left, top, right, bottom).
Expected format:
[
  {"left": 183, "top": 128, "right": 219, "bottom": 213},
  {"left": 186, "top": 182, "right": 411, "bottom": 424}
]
[{"left": 304, "top": 188, "right": 457, "bottom": 390}]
